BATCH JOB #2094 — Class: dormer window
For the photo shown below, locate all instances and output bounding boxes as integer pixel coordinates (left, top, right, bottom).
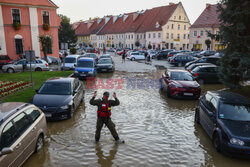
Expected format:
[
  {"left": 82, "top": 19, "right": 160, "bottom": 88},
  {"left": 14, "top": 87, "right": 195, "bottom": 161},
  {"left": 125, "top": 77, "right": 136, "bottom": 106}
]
[
  {"left": 43, "top": 11, "right": 50, "bottom": 25},
  {"left": 156, "top": 22, "right": 160, "bottom": 28},
  {"left": 12, "top": 9, "right": 20, "bottom": 23}
]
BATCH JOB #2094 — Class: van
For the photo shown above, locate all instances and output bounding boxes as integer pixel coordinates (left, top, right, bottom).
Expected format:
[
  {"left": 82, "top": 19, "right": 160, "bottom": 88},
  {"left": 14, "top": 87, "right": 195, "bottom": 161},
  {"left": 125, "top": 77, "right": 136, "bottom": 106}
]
[
  {"left": 62, "top": 55, "right": 80, "bottom": 70},
  {"left": 0, "top": 102, "right": 47, "bottom": 167},
  {"left": 74, "top": 57, "right": 97, "bottom": 79}
]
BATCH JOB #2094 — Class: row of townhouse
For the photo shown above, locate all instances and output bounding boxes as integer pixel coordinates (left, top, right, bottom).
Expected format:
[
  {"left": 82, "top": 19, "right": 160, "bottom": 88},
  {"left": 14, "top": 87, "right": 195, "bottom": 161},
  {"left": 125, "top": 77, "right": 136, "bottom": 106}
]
[
  {"left": 0, "top": 0, "right": 60, "bottom": 60},
  {"left": 75, "top": 2, "right": 191, "bottom": 51}
]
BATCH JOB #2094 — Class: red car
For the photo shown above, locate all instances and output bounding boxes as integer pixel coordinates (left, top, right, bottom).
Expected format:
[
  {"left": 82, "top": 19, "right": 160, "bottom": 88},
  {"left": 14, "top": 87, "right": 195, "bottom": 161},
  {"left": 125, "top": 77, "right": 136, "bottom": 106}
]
[
  {"left": 0, "top": 55, "right": 14, "bottom": 69},
  {"left": 160, "top": 69, "right": 201, "bottom": 99}
]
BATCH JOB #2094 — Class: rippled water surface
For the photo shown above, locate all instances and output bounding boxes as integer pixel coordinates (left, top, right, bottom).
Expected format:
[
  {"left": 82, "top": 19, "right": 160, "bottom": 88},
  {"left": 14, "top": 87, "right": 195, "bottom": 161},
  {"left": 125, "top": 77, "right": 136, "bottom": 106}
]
[{"left": 23, "top": 71, "right": 250, "bottom": 167}]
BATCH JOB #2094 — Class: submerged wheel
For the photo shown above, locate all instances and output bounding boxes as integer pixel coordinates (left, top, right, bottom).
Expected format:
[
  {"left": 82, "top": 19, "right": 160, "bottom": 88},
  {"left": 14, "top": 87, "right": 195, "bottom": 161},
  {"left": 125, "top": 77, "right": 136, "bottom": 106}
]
[
  {"left": 167, "top": 87, "right": 171, "bottom": 98},
  {"left": 213, "top": 133, "right": 221, "bottom": 152},
  {"left": 194, "top": 108, "right": 200, "bottom": 124},
  {"left": 35, "top": 134, "right": 44, "bottom": 153},
  {"left": 131, "top": 57, "right": 135, "bottom": 61}
]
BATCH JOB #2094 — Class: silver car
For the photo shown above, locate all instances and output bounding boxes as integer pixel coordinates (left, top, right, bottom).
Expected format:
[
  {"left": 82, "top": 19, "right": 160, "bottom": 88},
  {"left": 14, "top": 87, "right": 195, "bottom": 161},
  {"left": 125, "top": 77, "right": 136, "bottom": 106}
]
[
  {"left": 2, "top": 59, "right": 49, "bottom": 73},
  {"left": 0, "top": 102, "right": 47, "bottom": 167}
]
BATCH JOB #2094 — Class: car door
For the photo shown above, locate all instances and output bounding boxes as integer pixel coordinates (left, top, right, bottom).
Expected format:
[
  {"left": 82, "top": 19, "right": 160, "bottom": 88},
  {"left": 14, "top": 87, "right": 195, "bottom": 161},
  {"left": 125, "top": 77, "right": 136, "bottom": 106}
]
[
  {"left": 15, "top": 60, "right": 26, "bottom": 72},
  {"left": 206, "top": 98, "right": 218, "bottom": 137},
  {"left": 162, "top": 71, "right": 171, "bottom": 89}
]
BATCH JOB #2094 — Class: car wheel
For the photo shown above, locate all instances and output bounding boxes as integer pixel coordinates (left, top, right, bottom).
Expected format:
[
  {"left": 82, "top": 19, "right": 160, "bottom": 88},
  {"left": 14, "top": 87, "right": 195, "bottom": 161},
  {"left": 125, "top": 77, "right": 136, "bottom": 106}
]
[
  {"left": 213, "top": 133, "right": 220, "bottom": 152},
  {"left": 131, "top": 57, "right": 135, "bottom": 61},
  {"left": 198, "top": 78, "right": 205, "bottom": 85},
  {"left": 167, "top": 87, "right": 171, "bottom": 98},
  {"left": 7, "top": 68, "right": 14, "bottom": 73},
  {"left": 68, "top": 105, "right": 74, "bottom": 118},
  {"left": 194, "top": 108, "right": 200, "bottom": 124},
  {"left": 35, "top": 134, "right": 44, "bottom": 153},
  {"left": 152, "top": 56, "right": 155, "bottom": 59},
  {"left": 35, "top": 68, "right": 42, "bottom": 71}
]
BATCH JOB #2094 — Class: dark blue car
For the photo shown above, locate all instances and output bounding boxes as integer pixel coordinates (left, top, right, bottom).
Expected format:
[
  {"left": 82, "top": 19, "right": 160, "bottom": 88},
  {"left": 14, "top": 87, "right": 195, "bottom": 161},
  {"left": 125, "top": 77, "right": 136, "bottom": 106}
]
[
  {"left": 195, "top": 91, "right": 250, "bottom": 158},
  {"left": 74, "top": 58, "right": 97, "bottom": 79},
  {"left": 170, "top": 55, "right": 196, "bottom": 67}
]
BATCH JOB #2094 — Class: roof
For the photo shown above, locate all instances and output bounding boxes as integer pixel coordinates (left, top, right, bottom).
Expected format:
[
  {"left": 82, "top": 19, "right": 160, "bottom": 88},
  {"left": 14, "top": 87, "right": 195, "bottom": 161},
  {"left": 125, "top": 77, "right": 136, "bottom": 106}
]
[
  {"left": 191, "top": 4, "right": 220, "bottom": 28},
  {"left": 75, "top": 19, "right": 106, "bottom": 36},
  {"left": 209, "top": 91, "right": 250, "bottom": 105},
  {"left": 0, "top": 0, "right": 58, "bottom": 8},
  {"left": 0, "top": 102, "right": 29, "bottom": 126},
  {"left": 46, "top": 77, "right": 74, "bottom": 83}
]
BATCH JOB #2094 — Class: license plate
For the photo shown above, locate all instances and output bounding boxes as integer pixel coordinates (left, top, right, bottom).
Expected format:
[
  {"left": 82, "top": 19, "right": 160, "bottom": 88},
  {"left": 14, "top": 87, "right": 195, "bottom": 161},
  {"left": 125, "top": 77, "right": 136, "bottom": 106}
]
[
  {"left": 80, "top": 74, "right": 86, "bottom": 76},
  {"left": 102, "top": 69, "right": 107, "bottom": 71},
  {"left": 184, "top": 93, "right": 193, "bottom": 96},
  {"left": 45, "top": 113, "right": 52, "bottom": 117}
]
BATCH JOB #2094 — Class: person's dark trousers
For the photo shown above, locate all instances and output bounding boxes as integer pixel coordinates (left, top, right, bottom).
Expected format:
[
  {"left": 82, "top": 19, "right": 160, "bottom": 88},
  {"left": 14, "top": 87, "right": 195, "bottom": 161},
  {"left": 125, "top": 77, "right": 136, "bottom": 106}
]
[{"left": 95, "top": 117, "right": 119, "bottom": 142}]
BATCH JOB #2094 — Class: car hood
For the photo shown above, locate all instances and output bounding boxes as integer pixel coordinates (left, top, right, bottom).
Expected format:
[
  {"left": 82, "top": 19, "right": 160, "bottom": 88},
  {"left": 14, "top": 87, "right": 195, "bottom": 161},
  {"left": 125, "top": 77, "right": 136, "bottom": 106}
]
[
  {"left": 172, "top": 80, "right": 200, "bottom": 88},
  {"left": 220, "top": 119, "right": 250, "bottom": 138},
  {"left": 33, "top": 94, "right": 71, "bottom": 108},
  {"left": 75, "top": 67, "right": 95, "bottom": 72}
]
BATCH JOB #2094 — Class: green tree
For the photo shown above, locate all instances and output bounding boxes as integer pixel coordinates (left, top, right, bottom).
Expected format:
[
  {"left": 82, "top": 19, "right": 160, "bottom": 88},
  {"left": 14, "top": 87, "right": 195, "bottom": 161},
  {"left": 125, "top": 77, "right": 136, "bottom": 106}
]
[
  {"left": 205, "top": 39, "right": 211, "bottom": 50},
  {"left": 39, "top": 34, "right": 52, "bottom": 62},
  {"left": 148, "top": 44, "right": 152, "bottom": 50},
  {"left": 217, "top": 0, "right": 250, "bottom": 89},
  {"left": 135, "top": 40, "right": 140, "bottom": 48},
  {"left": 58, "top": 15, "right": 77, "bottom": 48}
]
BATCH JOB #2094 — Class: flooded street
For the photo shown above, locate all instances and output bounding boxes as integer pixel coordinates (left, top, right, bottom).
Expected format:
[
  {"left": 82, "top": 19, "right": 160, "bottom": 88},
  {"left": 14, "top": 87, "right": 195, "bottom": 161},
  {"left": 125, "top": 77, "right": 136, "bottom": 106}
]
[{"left": 23, "top": 58, "right": 250, "bottom": 167}]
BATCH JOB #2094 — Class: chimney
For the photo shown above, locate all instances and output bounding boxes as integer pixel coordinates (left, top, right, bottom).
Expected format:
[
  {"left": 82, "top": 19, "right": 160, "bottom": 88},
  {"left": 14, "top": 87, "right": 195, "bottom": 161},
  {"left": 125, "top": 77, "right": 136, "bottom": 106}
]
[
  {"left": 169, "top": 2, "right": 175, "bottom": 5},
  {"left": 206, "top": 3, "right": 211, "bottom": 8},
  {"left": 133, "top": 12, "right": 139, "bottom": 21}
]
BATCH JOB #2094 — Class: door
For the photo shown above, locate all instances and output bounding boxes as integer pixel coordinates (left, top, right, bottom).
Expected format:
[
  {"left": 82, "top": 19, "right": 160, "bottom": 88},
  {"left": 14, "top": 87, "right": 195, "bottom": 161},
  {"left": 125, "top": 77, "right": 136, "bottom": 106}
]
[
  {"left": 15, "top": 60, "right": 26, "bottom": 72},
  {"left": 139, "top": 53, "right": 145, "bottom": 60}
]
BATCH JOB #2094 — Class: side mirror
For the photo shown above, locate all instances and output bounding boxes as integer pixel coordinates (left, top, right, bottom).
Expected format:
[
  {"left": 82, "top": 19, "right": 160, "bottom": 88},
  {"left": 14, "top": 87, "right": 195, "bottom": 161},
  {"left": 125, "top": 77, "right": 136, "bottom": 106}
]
[
  {"left": 74, "top": 64, "right": 76, "bottom": 67},
  {"left": 1, "top": 147, "right": 13, "bottom": 155},
  {"left": 35, "top": 89, "right": 39, "bottom": 93}
]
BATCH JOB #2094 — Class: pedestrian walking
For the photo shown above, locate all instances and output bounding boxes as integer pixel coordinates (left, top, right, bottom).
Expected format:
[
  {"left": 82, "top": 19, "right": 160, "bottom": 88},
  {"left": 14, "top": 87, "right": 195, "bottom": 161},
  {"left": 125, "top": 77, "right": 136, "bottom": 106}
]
[
  {"left": 90, "top": 91, "right": 124, "bottom": 143},
  {"left": 144, "top": 51, "right": 148, "bottom": 63},
  {"left": 122, "top": 50, "right": 126, "bottom": 63}
]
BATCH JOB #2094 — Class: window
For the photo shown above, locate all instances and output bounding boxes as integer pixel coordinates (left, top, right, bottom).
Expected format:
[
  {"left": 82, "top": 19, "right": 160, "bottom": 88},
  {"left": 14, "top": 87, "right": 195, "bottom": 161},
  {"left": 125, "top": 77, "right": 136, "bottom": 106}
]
[
  {"left": 177, "top": 34, "right": 180, "bottom": 39},
  {"left": 170, "top": 43, "right": 174, "bottom": 49},
  {"left": 200, "top": 31, "right": 204, "bottom": 36},
  {"left": 158, "top": 33, "right": 161, "bottom": 38},
  {"left": 15, "top": 39, "right": 23, "bottom": 54},
  {"left": 184, "top": 25, "right": 186, "bottom": 30},
  {"left": 128, "top": 35, "right": 130, "bottom": 39},
  {"left": 12, "top": 9, "right": 20, "bottom": 23},
  {"left": 171, "top": 24, "right": 174, "bottom": 29},
  {"left": 153, "top": 33, "right": 155, "bottom": 38},
  {"left": 183, "top": 44, "right": 185, "bottom": 50},
  {"left": 42, "top": 11, "right": 50, "bottom": 25},
  {"left": 144, "top": 34, "right": 146, "bottom": 39},
  {"left": 207, "top": 30, "right": 211, "bottom": 37},
  {"left": 183, "top": 34, "right": 186, "bottom": 39},
  {"left": 148, "top": 34, "right": 151, "bottom": 38},
  {"left": 0, "top": 122, "right": 16, "bottom": 150},
  {"left": 171, "top": 33, "right": 173, "bottom": 39},
  {"left": 131, "top": 35, "right": 133, "bottom": 39},
  {"left": 13, "top": 113, "right": 31, "bottom": 139},
  {"left": 178, "top": 25, "right": 180, "bottom": 30},
  {"left": 137, "top": 35, "right": 139, "bottom": 39},
  {"left": 25, "top": 108, "right": 41, "bottom": 123},
  {"left": 194, "top": 31, "right": 197, "bottom": 37},
  {"left": 179, "top": 16, "right": 181, "bottom": 20},
  {"left": 166, "top": 43, "right": 169, "bottom": 49},
  {"left": 166, "top": 33, "right": 169, "bottom": 39},
  {"left": 187, "top": 44, "right": 189, "bottom": 49}
]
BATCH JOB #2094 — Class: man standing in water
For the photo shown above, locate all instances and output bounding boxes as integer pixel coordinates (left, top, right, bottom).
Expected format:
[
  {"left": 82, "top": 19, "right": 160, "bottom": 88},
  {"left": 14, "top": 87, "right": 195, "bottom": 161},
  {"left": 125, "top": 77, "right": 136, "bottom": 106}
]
[{"left": 90, "top": 91, "right": 124, "bottom": 143}]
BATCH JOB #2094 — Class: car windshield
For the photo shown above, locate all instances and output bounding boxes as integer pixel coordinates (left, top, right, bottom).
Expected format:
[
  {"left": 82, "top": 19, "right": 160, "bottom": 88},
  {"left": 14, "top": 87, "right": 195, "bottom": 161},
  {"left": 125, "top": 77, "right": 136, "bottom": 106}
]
[
  {"left": 77, "top": 61, "right": 94, "bottom": 68},
  {"left": 65, "top": 58, "right": 76, "bottom": 63},
  {"left": 38, "top": 82, "right": 71, "bottom": 95},
  {"left": 84, "top": 54, "right": 97, "bottom": 59},
  {"left": 99, "top": 59, "right": 112, "bottom": 64},
  {"left": 219, "top": 104, "right": 250, "bottom": 121},
  {"left": 100, "top": 56, "right": 110, "bottom": 59},
  {"left": 171, "top": 72, "right": 194, "bottom": 81}
]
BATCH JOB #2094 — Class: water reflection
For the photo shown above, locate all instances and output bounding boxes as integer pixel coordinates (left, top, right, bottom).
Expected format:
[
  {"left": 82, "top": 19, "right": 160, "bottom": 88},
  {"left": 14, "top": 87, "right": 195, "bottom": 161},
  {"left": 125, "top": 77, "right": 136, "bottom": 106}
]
[{"left": 96, "top": 143, "right": 118, "bottom": 167}]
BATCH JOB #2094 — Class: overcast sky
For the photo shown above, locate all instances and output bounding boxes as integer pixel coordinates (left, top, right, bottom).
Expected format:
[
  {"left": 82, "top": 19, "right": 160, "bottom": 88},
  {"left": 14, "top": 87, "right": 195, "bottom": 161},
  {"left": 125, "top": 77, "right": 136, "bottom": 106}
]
[{"left": 52, "top": 0, "right": 219, "bottom": 24}]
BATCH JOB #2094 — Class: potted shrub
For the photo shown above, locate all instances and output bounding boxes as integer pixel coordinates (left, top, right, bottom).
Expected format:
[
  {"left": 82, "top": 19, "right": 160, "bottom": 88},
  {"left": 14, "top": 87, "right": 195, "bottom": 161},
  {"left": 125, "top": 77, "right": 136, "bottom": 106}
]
[
  {"left": 13, "top": 22, "right": 21, "bottom": 30},
  {"left": 43, "top": 23, "right": 50, "bottom": 31}
]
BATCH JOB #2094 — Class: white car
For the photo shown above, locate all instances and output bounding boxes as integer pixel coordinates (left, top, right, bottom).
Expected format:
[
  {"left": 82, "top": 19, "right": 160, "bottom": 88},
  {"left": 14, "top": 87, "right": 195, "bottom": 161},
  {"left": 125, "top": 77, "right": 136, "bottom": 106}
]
[
  {"left": 61, "top": 55, "right": 80, "bottom": 70},
  {"left": 127, "top": 52, "right": 145, "bottom": 61}
]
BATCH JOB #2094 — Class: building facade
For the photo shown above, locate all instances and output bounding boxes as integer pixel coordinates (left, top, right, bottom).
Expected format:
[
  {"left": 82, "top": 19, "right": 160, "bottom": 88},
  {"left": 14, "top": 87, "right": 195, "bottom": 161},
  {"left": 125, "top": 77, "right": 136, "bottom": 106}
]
[
  {"left": 189, "top": 4, "right": 225, "bottom": 51},
  {"left": 0, "top": 0, "right": 60, "bottom": 60}
]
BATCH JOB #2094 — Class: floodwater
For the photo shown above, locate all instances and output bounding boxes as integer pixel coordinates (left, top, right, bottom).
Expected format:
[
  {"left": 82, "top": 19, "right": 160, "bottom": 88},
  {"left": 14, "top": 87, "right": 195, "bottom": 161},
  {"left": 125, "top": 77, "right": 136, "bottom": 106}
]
[{"left": 23, "top": 70, "right": 250, "bottom": 167}]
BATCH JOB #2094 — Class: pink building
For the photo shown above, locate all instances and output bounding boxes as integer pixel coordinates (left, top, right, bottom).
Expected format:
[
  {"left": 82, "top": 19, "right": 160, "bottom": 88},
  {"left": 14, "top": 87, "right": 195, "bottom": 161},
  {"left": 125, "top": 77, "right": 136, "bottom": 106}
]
[{"left": 0, "top": 0, "right": 60, "bottom": 60}]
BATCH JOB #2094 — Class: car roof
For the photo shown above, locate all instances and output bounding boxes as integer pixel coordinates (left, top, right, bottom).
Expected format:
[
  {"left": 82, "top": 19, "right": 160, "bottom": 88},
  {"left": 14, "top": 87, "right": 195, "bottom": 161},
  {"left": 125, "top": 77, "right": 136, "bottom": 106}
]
[
  {"left": 167, "top": 69, "right": 188, "bottom": 73},
  {"left": 78, "top": 57, "right": 95, "bottom": 61},
  {"left": 199, "top": 64, "right": 218, "bottom": 68},
  {"left": 66, "top": 55, "right": 80, "bottom": 58},
  {"left": 208, "top": 91, "right": 250, "bottom": 105},
  {"left": 0, "top": 102, "right": 30, "bottom": 126},
  {"left": 191, "top": 63, "right": 213, "bottom": 66},
  {"left": 46, "top": 77, "right": 74, "bottom": 83}
]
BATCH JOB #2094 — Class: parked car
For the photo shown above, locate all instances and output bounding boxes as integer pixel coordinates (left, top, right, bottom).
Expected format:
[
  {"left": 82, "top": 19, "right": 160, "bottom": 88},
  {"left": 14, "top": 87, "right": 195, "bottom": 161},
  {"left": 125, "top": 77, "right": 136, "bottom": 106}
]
[
  {"left": 107, "top": 48, "right": 116, "bottom": 52},
  {"left": 185, "top": 56, "right": 221, "bottom": 68},
  {"left": 167, "top": 51, "right": 181, "bottom": 59},
  {"left": 0, "top": 55, "right": 13, "bottom": 69},
  {"left": 156, "top": 50, "right": 172, "bottom": 60},
  {"left": 62, "top": 55, "right": 80, "bottom": 70},
  {"left": 170, "top": 55, "right": 197, "bottom": 67},
  {"left": 199, "top": 50, "right": 217, "bottom": 57},
  {"left": 160, "top": 69, "right": 201, "bottom": 99},
  {"left": 99, "top": 54, "right": 112, "bottom": 60},
  {"left": 195, "top": 91, "right": 250, "bottom": 158},
  {"left": 81, "top": 53, "right": 98, "bottom": 63},
  {"left": 2, "top": 59, "right": 49, "bottom": 73},
  {"left": 185, "top": 63, "right": 212, "bottom": 72},
  {"left": 42, "top": 56, "right": 61, "bottom": 65},
  {"left": 149, "top": 51, "right": 158, "bottom": 59},
  {"left": 0, "top": 102, "right": 47, "bottom": 166},
  {"left": 127, "top": 52, "right": 145, "bottom": 61},
  {"left": 190, "top": 64, "right": 220, "bottom": 84},
  {"left": 33, "top": 77, "right": 84, "bottom": 121},
  {"left": 74, "top": 58, "right": 97, "bottom": 79},
  {"left": 97, "top": 58, "right": 115, "bottom": 72}
]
